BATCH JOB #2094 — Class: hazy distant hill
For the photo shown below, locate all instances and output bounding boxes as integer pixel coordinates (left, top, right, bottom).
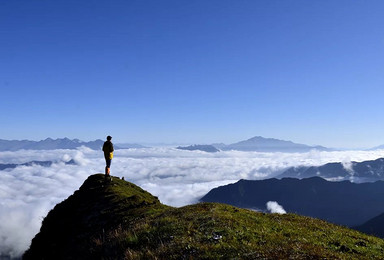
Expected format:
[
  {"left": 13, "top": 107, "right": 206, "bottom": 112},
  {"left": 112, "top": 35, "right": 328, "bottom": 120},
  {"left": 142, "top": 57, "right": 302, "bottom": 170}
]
[
  {"left": 369, "top": 144, "right": 384, "bottom": 150},
  {"left": 0, "top": 160, "right": 76, "bottom": 171},
  {"left": 177, "top": 144, "right": 220, "bottom": 153},
  {"left": 115, "top": 143, "right": 147, "bottom": 149},
  {"left": 278, "top": 158, "right": 384, "bottom": 182},
  {"left": 0, "top": 138, "right": 100, "bottom": 151},
  {"left": 23, "top": 174, "right": 384, "bottom": 259},
  {"left": 210, "top": 143, "right": 227, "bottom": 150},
  {"left": 220, "top": 136, "right": 330, "bottom": 152},
  {"left": 200, "top": 177, "right": 384, "bottom": 227},
  {"left": 0, "top": 138, "right": 145, "bottom": 151}
]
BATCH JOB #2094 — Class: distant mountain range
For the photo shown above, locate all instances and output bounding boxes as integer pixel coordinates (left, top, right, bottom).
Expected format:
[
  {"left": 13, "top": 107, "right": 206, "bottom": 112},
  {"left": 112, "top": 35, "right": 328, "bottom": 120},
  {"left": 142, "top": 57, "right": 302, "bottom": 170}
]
[
  {"left": 0, "top": 136, "right": 331, "bottom": 152},
  {"left": 175, "top": 136, "right": 331, "bottom": 153},
  {"left": 6, "top": 136, "right": 384, "bottom": 152},
  {"left": 278, "top": 158, "right": 384, "bottom": 182},
  {"left": 215, "top": 136, "right": 330, "bottom": 153},
  {"left": 200, "top": 177, "right": 384, "bottom": 227},
  {"left": 176, "top": 144, "right": 220, "bottom": 153},
  {"left": 0, "top": 160, "right": 76, "bottom": 171},
  {"left": 0, "top": 138, "right": 145, "bottom": 151}
]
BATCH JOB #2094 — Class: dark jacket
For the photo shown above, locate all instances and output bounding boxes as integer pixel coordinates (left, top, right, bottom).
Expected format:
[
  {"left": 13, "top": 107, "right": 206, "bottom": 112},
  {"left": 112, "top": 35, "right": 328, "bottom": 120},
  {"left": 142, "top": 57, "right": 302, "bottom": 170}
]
[{"left": 102, "top": 141, "right": 114, "bottom": 160}]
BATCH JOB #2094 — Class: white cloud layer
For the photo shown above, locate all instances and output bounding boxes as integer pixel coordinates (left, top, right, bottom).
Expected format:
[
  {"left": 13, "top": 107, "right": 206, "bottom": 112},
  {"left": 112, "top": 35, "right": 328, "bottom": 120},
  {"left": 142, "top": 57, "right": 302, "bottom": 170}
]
[{"left": 1, "top": 148, "right": 384, "bottom": 257}]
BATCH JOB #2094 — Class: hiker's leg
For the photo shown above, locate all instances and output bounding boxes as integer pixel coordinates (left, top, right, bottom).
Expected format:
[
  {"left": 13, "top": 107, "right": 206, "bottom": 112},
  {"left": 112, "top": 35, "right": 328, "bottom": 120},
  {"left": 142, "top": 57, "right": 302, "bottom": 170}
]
[
  {"left": 108, "top": 159, "right": 112, "bottom": 175},
  {"left": 105, "top": 159, "right": 111, "bottom": 176}
]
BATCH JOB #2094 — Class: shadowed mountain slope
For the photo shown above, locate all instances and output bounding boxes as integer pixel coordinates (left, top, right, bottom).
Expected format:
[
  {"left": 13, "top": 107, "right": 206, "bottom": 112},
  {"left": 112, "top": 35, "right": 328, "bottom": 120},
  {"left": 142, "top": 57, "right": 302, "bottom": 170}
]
[
  {"left": 200, "top": 177, "right": 384, "bottom": 227},
  {"left": 355, "top": 213, "right": 384, "bottom": 239},
  {"left": 24, "top": 174, "right": 384, "bottom": 259}
]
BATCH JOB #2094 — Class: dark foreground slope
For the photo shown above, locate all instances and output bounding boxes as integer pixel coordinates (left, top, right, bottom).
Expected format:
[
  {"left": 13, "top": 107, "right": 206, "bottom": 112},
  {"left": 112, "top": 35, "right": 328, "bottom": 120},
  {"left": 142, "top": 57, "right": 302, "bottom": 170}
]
[
  {"left": 24, "top": 174, "right": 384, "bottom": 259},
  {"left": 23, "top": 174, "right": 166, "bottom": 259}
]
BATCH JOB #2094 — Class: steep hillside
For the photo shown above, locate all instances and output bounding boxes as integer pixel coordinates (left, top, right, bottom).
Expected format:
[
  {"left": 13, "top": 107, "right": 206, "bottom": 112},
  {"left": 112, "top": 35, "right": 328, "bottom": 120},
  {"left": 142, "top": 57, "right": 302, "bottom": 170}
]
[{"left": 24, "top": 174, "right": 384, "bottom": 259}]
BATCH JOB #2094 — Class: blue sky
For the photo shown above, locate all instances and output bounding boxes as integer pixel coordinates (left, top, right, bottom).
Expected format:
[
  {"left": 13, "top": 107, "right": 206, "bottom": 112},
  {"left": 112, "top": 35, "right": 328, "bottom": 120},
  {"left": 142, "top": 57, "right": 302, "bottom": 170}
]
[{"left": 1, "top": 0, "right": 384, "bottom": 148}]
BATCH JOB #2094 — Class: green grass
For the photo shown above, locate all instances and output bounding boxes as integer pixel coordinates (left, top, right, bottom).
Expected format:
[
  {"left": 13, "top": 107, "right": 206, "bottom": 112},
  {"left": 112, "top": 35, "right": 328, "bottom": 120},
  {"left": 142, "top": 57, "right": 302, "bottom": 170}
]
[
  {"left": 25, "top": 174, "right": 384, "bottom": 259},
  {"left": 98, "top": 202, "right": 384, "bottom": 259}
]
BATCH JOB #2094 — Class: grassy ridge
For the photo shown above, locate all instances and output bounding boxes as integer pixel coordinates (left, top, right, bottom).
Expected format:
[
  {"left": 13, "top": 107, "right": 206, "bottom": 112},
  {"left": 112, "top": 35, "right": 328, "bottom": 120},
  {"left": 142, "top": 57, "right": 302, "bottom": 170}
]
[
  {"left": 99, "top": 203, "right": 384, "bottom": 259},
  {"left": 25, "top": 174, "right": 384, "bottom": 259}
]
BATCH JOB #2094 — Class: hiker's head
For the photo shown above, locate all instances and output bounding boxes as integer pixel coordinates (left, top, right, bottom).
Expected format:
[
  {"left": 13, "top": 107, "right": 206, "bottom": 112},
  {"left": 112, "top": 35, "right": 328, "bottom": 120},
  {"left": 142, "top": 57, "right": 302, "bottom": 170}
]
[{"left": 107, "top": 136, "right": 112, "bottom": 141}]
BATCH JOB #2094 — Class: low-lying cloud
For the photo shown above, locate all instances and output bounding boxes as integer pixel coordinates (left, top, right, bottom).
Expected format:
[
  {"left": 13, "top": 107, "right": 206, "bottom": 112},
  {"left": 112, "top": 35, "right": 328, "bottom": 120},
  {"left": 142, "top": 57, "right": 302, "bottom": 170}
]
[
  {"left": 1, "top": 147, "right": 384, "bottom": 257},
  {"left": 266, "top": 201, "right": 286, "bottom": 214},
  {"left": 341, "top": 159, "right": 354, "bottom": 175}
]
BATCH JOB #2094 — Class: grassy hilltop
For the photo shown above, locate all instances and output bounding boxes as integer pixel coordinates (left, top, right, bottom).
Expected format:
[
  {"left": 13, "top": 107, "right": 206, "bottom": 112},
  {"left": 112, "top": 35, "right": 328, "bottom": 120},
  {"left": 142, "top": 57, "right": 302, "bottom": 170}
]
[{"left": 24, "top": 174, "right": 384, "bottom": 259}]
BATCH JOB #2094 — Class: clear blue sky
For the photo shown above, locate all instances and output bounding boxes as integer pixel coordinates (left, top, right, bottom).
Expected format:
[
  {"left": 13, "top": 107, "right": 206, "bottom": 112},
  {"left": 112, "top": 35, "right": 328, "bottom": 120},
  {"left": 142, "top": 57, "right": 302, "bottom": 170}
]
[{"left": 1, "top": 0, "right": 384, "bottom": 148}]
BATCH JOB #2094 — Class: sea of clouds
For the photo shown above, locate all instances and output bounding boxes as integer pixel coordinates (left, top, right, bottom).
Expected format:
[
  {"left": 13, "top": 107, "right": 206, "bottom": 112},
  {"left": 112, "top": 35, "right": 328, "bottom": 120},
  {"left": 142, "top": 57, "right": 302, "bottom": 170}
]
[{"left": 1, "top": 147, "right": 384, "bottom": 258}]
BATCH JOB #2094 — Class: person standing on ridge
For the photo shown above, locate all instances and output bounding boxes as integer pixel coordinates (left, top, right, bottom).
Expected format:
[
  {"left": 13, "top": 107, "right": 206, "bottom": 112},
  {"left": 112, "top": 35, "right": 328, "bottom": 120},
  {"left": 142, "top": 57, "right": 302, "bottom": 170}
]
[{"left": 102, "top": 135, "right": 114, "bottom": 177}]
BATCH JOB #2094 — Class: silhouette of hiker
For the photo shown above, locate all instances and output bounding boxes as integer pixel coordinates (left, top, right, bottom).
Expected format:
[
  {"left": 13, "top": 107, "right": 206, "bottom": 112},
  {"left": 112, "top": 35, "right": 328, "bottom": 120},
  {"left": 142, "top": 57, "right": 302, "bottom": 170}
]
[{"left": 102, "top": 135, "right": 114, "bottom": 178}]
